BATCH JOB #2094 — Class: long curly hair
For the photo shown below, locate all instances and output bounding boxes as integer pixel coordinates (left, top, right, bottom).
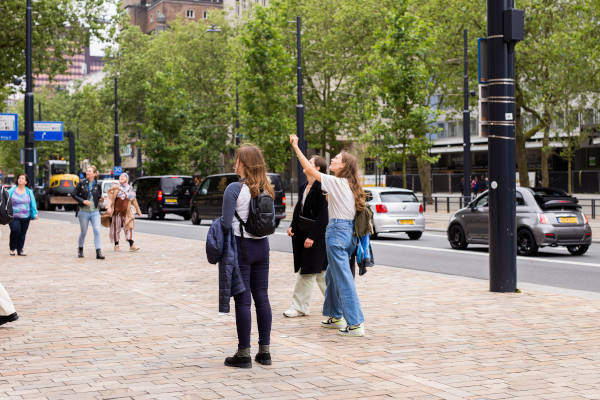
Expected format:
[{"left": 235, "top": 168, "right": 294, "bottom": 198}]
[
  {"left": 335, "top": 152, "right": 366, "bottom": 212},
  {"left": 235, "top": 144, "right": 274, "bottom": 198}
]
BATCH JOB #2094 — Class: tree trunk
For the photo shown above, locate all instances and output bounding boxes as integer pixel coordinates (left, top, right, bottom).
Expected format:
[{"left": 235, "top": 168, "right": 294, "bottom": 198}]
[
  {"left": 417, "top": 156, "right": 432, "bottom": 205},
  {"left": 402, "top": 155, "right": 407, "bottom": 189},
  {"left": 567, "top": 157, "right": 572, "bottom": 194},
  {"left": 541, "top": 124, "right": 551, "bottom": 187},
  {"left": 515, "top": 103, "right": 530, "bottom": 187}
]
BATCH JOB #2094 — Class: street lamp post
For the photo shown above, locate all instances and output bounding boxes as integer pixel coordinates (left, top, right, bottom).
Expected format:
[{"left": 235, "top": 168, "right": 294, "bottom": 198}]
[
  {"left": 295, "top": 16, "right": 306, "bottom": 193},
  {"left": 485, "top": 1, "right": 524, "bottom": 292},
  {"left": 463, "top": 29, "right": 471, "bottom": 204},
  {"left": 24, "top": 0, "right": 35, "bottom": 186},
  {"left": 114, "top": 77, "right": 121, "bottom": 169}
]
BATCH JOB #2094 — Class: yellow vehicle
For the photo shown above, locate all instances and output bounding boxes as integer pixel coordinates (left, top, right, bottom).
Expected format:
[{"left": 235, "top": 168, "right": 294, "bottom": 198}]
[{"left": 36, "top": 160, "right": 79, "bottom": 211}]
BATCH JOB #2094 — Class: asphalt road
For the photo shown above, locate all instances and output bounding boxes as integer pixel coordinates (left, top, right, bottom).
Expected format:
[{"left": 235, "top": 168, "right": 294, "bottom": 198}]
[{"left": 40, "top": 210, "right": 600, "bottom": 293}]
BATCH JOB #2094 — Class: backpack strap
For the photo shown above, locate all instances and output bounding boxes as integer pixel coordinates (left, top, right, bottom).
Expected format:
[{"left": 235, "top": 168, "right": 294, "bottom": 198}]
[{"left": 234, "top": 210, "right": 247, "bottom": 260}]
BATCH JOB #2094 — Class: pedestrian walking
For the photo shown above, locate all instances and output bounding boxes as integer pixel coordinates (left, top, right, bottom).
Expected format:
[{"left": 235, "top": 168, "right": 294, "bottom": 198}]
[
  {"left": 0, "top": 282, "right": 18, "bottom": 326},
  {"left": 7, "top": 174, "right": 38, "bottom": 256},
  {"left": 471, "top": 176, "right": 479, "bottom": 198},
  {"left": 290, "top": 135, "right": 366, "bottom": 337},
  {"left": 106, "top": 173, "right": 141, "bottom": 252},
  {"left": 73, "top": 166, "right": 105, "bottom": 259},
  {"left": 221, "top": 144, "right": 275, "bottom": 368},
  {"left": 284, "top": 155, "right": 329, "bottom": 318}
]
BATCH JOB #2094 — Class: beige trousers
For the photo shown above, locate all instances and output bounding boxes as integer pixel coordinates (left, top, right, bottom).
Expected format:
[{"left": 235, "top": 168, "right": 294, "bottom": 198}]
[
  {"left": 0, "top": 283, "right": 16, "bottom": 316},
  {"left": 290, "top": 271, "right": 326, "bottom": 315}
]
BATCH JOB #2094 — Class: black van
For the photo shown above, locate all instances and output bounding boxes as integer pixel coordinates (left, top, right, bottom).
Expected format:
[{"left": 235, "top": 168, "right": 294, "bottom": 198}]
[
  {"left": 133, "top": 175, "right": 193, "bottom": 220},
  {"left": 190, "top": 173, "right": 286, "bottom": 226}
]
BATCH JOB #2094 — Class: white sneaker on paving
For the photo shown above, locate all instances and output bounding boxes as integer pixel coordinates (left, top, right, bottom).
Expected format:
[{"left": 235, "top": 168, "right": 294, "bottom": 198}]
[
  {"left": 283, "top": 308, "right": 305, "bottom": 318},
  {"left": 338, "top": 323, "right": 365, "bottom": 337},
  {"left": 321, "top": 316, "right": 347, "bottom": 329}
]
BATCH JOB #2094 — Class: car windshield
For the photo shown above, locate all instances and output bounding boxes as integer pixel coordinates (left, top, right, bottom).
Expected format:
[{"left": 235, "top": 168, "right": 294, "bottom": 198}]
[
  {"left": 380, "top": 192, "right": 418, "bottom": 203},
  {"left": 161, "top": 177, "right": 192, "bottom": 194}
]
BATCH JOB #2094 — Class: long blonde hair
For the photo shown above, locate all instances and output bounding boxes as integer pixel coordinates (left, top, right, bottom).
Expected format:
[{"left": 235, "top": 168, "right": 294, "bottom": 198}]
[
  {"left": 335, "top": 152, "right": 366, "bottom": 212},
  {"left": 235, "top": 144, "right": 274, "bottom": 198}
]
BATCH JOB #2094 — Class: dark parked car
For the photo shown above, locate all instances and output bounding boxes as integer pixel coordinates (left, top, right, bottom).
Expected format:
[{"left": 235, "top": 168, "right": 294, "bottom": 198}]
[
  {"left": 190, "top": 173, "right": 286, "bottom": 226},
  {"left": 447, "top": 187, "right": 592, "bottom": 256},
  {"left": 133, "top": 175, "right": 193, "bottom": 220}
]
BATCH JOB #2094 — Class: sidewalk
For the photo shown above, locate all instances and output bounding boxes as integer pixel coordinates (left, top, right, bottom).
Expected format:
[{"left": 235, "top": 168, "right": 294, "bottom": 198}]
[{"left": 1, "top": 219, "right": 600, "bottom": 399}]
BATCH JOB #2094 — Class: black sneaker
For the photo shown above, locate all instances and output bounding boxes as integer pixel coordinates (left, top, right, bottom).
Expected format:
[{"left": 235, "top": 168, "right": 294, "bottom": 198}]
[
  {"left": 255, "top": 352, "right": 272, "bottom": 366},
  {"left": 0, "top": 313, "right": 19, "bottom": 326},
  {"left": 224, "top": 354, "right": 252, "bottom": 368}
]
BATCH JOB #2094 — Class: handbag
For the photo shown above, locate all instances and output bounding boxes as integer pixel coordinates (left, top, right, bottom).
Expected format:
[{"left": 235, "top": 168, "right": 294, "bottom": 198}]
[
  {"left": 297, "top": 215, "right": 316, "bottom": 233},
  {"left": 100, "top": 213, "right": 111, "bottom": 228}
]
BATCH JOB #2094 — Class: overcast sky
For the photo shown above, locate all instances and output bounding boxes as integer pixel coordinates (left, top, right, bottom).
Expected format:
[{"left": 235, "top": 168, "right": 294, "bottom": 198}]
[{"left": 89, "top": 1, "right": 117, "bottom": 56}]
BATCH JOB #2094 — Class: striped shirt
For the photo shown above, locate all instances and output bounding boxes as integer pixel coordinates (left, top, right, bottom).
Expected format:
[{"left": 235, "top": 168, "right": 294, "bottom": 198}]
[{"left": 11, "top": 191, "right": 31, "bottom": 219}]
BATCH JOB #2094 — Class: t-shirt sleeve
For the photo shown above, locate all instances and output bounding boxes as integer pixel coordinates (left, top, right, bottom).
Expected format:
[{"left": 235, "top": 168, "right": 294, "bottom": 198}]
[{"left": 320, "top": 173, "right": 341, "bottom": 194}]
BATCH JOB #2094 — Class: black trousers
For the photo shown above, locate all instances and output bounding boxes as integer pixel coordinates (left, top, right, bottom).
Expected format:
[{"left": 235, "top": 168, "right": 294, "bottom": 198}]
[{"left": 9, "top": 218, "right": 30, "bottom": 253}]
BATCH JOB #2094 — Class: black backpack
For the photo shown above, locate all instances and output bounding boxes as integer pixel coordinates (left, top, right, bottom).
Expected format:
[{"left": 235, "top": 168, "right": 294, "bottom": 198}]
[
  {"left": 0, "top": 187, "right": 14, "bottom": 225},
  {"left": 235, "top": 189, "right": 276, "bottom": 238}
]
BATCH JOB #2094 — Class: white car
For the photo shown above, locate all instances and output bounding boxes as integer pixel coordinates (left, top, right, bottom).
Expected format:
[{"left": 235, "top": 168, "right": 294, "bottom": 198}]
[
  {"left": 98, "top": 179, "right": 119, "bottom": 211},
  {"left": 364, "top": 187, "right": 425, "bottom": 239}
]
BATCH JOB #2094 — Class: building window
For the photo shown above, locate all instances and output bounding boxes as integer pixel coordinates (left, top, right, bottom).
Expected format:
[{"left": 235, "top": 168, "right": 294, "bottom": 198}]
[
  {"left": 150, "top": 14, "right": 153, "bottom": 23},
  {"left": 186, "top": 9, "right": 195, "bottom": 18}
]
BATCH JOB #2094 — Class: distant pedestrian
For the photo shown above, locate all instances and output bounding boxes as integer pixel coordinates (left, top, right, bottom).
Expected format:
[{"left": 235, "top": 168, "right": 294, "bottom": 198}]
[
  {"left": 221, "top": 144, "right": 275, "bottom": 368},
  {"left": 479, "top": 176, "right": 488, "bottom": 192},
  {"left": 284, "top": 155, "right": 329, "bottom": 318},
  {"left": 8, "top": 174, "right": 38, "bottom": 256},
  {"left": 290, "top": 134, "right": 366, "bottom": 337},
  {"left": 458, "top": 177, "right": 464, "bottom": 194},
  {"left": 471, "top": 176, "right": 479, "bottom": 198},
  {"left": 106, "top": 173, "right": 141, "bottom": 252},
  {"left": 0, "top": 282, "right": 18, "bottom": 326},
  {"left": 73, "top": 166, "right": 105, "bottom": 259}
]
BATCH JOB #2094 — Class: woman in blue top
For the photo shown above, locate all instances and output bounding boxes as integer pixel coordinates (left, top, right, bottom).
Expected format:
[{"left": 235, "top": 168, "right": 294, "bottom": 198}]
[{"left": 7, "top": 173, "right": 38, "bottom": 256}]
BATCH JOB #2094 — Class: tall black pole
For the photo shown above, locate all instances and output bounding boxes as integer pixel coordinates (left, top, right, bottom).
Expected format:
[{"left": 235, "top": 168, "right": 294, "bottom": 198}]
[
  {"left": 24, "top": 0, "right": 35, "bottom": 186},
  {"left": 38, "top": 102, "right": 42, "bottom": 121},
  {"left": 66, "top": 131, "right": 76, "bottom": 174},
  {"left": 463, "top": 29, "right": 471, "bottom": 203},
  {"left": 114, "top": 77, "right": 121, "bottom": 168},
  {"left": 296, "top": 16, "right": 306, "bottom": 192},
  {"left": 235, "top": 80, "right": 240, "bottom": 145},
  {"left": 486, "top": 0, "right": 522, "bottom": 292}
]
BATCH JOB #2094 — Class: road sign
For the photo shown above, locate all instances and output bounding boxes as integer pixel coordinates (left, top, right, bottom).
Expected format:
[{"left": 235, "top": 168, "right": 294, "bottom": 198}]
[
  {"left": 34, "top": 121, "right": 64, "bottom": 141},
  {"left": 113, "top": 166, "right": 123, "bottom": 176},
  {"left": 0, "top": 113, "right": 19, "bottom": 141}
]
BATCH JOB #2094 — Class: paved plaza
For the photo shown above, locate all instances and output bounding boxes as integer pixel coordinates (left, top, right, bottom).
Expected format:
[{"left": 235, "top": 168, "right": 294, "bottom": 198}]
[{"left": 1, "top": 219, "right": 600, "bottom": 399}]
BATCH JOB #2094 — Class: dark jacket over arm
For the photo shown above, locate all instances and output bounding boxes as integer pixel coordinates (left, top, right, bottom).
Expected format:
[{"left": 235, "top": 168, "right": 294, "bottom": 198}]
[{"left": 73, "top": 179, "right": 102, "bottom": 208}]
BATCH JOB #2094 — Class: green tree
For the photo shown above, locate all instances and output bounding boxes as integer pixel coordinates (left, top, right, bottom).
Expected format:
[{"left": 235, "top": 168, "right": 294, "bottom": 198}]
[
  {"left": 238, "top": 2, "right": 295, "bottom": 172},
  {"left": 0, "top": 0, "right": 112, "bottom": 104}
]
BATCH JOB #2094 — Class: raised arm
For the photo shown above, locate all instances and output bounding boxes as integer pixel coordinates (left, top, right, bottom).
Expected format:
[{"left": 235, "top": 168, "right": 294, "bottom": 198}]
[{"left": 290, "top": 135, "right": 321, "bottom": 183}]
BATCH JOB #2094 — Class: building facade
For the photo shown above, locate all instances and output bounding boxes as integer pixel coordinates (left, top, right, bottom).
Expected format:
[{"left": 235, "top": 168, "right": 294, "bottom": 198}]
[
  {"left": 34, "top": 47, "right": 104, "bottom": 89},
  {"left": 122, "top": 0, "right": 224, "bottom": 33}
]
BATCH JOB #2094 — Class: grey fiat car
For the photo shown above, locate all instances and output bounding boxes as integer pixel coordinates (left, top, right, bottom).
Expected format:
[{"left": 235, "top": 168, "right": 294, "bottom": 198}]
[{"left": 447, "top": 187, "right": 592, "bottom": 256}]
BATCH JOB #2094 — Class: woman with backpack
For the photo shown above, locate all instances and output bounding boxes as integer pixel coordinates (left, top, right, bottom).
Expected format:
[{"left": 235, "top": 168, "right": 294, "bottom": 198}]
[
  {"left": 73, "top": 166, "right": 105, "bottom": 260},
  {"left": 290, "top": 135, "right": 366, "bottom": 337},
  {"left": 7, "top": 173, "right": 38, "bottom": 256},
  {"left": 284, "top": 155, "right": 329, "bottom": 318},
  {"left": 221, "top": 144, "right": 274, "bottom": 368}
]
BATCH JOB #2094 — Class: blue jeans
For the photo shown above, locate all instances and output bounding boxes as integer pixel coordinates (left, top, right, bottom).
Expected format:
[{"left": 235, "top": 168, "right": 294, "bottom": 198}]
[
  {"left": 78, "top": 210, "right": 102, "bottom": 250},
  {"left": 9, "top": 217, "right": 30, "bottom": 253},
  {"left": 322, "top": 219, "right": 365, "bottom": 326}
]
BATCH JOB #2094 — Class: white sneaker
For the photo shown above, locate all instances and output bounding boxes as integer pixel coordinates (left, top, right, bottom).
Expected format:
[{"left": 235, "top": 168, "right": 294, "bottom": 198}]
[
  {"left": 338, "top": 323, "right": 365, "bottom": 337},
  {"left": 321, "top": 316, "right": 347, "bottom": 329},
  {"left": 283, "top": 308, "right": 305, "bottom": 318}
]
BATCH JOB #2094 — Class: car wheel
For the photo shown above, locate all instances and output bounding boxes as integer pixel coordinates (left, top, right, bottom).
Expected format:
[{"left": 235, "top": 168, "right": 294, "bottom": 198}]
[
  {"left": 191, "top": 208, "right": 201, "bottom": 225},
  {"left": 148, "top": 206, "right": 156, "bottom": 220},
  {"left": 158, "top": 213, "right": 165, "bottom": 220},
  {"left": 275, "top": 219, "right": 281, "bottom": 228},
  {"left": 182, "top": 212, "right": 191, "bottom": 221},
  {"left": 407, "top": 231, "right": 422, "bottom": 240},
  {"left": 448, "top": 224, "right": 468, "bottom": 249},
  {"left": 517, "top": 229, "right": 538, "bottom": 256},
  {"left": 567, "top": 244, "right": 589, "bottom": 256}
]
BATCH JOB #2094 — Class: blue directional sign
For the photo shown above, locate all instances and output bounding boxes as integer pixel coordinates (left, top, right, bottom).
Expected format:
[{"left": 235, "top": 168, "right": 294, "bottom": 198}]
[
  {"left": 113, "top": 166, "right": 123, "bottom": 176},
  {"left": 0, "top": 113, "right": 19, "bottom": 141},
  {"left": 34, "top": 121, "right": 64, "bottom": 141}
]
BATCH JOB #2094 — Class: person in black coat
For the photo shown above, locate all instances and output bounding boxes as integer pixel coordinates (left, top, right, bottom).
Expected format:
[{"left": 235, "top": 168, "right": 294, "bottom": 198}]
[{"left": 284, "top": 155, "right": 329, "bottom": 318}]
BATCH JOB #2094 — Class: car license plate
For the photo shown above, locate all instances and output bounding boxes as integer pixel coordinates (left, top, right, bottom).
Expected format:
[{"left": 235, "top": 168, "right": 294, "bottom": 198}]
[
  {"left": 397, "top": 219, "right": 414, "bottom": 225},
  {"left": 558, "top": 217, "right": 577, "bottom": 224},
  {"left": 165, "top": 198, "right": 178, "bottom": 204}
]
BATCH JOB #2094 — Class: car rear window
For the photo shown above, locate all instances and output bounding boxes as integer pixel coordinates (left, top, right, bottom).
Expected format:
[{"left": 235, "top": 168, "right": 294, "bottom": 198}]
[
  {"left": 161, "top": 177, "right": 192, "bottom": 194},
  {"left": 268, "top": 174, "right": 283, "bottom": 191},
  {"left": 380, "top": 192, "right": 418, "bottom": 202}
]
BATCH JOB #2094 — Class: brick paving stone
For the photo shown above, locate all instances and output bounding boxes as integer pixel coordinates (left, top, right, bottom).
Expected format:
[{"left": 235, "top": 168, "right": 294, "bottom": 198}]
[{"left": 1, "top": 219, "right": 600, "bottom": 399}]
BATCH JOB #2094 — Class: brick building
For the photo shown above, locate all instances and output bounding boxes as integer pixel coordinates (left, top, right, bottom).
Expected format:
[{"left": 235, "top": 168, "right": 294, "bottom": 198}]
[
  {"left": 34, "top": 47, "right": 104, "bottom": 88},
  {"left": 123, "top": 0, "right": 224, "bottom": 33}
]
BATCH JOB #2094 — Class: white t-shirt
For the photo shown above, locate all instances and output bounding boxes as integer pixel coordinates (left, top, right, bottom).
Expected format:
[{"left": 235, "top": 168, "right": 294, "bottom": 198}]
[
  {"left": 320, "top": 173, "right": 355, "bottom": 220},
  {"left": 233, "top": 184, "right": 264, "bottom": 239}
]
